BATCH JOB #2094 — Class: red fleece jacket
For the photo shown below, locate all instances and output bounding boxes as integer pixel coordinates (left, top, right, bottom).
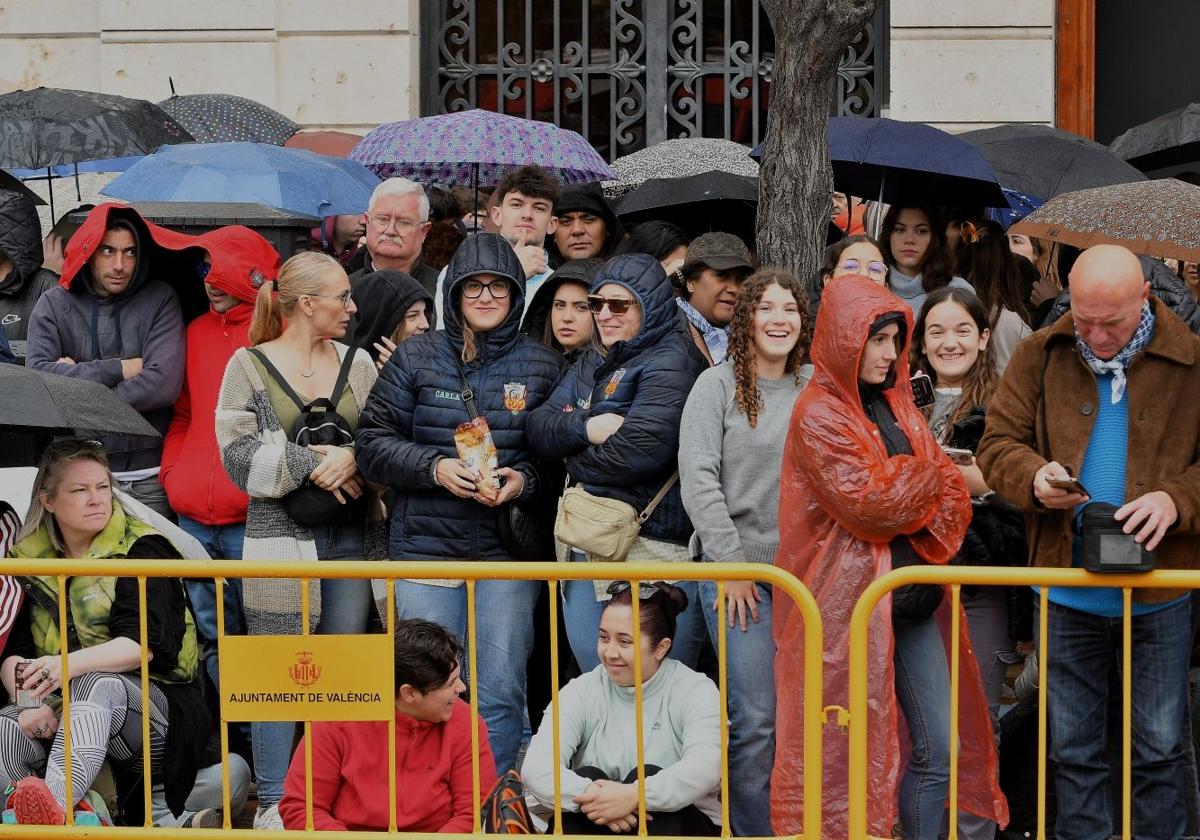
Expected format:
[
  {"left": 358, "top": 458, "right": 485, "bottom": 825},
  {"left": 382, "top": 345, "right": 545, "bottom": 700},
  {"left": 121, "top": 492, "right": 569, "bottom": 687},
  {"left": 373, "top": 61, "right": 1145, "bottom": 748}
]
[
  {"left": 160, "top": 303, "right": 252, "bottom": 525},
  {"left": 279, "top": 700, "right": 498, "bottom": 832}
]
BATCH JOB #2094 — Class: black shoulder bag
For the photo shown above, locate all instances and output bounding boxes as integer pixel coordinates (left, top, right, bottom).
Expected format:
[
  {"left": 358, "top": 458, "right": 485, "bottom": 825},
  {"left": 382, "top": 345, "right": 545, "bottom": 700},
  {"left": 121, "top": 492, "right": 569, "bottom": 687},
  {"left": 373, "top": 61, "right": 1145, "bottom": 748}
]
[
  {"left": 455, "top": 362, "right": 556, "bottom": 561},
  {"left": 250, "top": 347, "right": 365, "bottom": 527}
]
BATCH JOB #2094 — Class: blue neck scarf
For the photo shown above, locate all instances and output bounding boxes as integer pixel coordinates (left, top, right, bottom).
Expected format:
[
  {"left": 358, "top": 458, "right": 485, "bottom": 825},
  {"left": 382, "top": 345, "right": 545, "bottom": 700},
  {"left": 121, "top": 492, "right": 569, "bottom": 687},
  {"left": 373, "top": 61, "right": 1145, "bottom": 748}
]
[
  {"left": 1075, "top": 302, "right": 1155, "bottom": 404},
  {"left": 676, "top": 298, "right": 729, "bottom": 364}
]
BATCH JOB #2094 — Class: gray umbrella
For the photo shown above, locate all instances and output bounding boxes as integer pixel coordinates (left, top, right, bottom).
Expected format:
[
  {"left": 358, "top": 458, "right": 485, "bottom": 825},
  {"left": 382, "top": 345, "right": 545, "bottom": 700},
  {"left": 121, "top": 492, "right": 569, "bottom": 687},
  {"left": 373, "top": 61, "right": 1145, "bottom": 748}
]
[
  {"left": 0, "top": 364, "right": 159, "bottom": 437},
  {"left": 603, "top": 138, "right": 759, "bottom": 199},
  {"left": 1109, "top": 103, "right": 1200, "bottom": 176},
  {"left": 158, "top": 94, "right": 299, "bottom": 145}
]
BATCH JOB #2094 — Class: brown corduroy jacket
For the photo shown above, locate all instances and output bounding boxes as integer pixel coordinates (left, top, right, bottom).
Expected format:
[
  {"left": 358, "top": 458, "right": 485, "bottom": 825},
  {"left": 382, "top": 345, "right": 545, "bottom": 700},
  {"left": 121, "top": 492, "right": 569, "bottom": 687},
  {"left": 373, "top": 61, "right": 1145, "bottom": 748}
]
[{"left": 978, "top": 297, "right": 1200, "bottom": 603}]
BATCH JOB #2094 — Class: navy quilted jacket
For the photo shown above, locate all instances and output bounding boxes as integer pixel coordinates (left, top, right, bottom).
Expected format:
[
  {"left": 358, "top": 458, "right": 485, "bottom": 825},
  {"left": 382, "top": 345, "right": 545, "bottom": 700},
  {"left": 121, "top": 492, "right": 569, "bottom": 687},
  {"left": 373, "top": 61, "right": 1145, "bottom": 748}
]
[
  {"left": 355, "top": 233, "right": 566, "bottom": 560},
  {"left": 527, "top": 254, "right": 707, "bottom": 544}
]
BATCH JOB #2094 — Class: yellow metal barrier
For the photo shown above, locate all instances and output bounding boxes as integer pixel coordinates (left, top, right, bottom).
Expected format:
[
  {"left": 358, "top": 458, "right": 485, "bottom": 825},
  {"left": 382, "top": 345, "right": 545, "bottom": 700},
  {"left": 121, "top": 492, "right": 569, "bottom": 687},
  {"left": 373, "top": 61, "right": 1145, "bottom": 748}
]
[
  {"left": 0, "top": 559, "right": 823, "bottom": 840},
  {"left": 847, "top": 565, "right": 1200, "bottom": 840}
]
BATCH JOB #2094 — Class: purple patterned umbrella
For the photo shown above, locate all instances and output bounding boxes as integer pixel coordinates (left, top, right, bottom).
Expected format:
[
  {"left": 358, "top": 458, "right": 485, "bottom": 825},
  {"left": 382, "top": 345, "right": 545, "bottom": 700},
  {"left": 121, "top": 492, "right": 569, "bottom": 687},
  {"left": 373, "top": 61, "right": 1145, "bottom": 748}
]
[{"left": 349, "top": 109, "right": 614, "bottom": 186}]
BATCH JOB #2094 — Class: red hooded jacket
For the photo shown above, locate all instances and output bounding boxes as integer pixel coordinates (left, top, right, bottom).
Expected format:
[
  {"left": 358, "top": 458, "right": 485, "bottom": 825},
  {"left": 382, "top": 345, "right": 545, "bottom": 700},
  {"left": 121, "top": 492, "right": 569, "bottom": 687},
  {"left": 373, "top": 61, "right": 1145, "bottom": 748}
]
[
  {"left": 770, "top": 277, "right": 1006, "bottom": 837},
  {"left": 160, "top": 226, "right": 280, "bottom": 526}
]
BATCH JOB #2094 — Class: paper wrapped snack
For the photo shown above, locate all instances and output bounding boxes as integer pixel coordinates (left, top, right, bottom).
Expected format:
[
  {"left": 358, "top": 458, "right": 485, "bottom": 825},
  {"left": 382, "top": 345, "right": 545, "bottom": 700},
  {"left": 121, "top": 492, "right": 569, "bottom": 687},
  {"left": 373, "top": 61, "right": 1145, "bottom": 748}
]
[{"left": 454, "top": 416, "right": 500, "bottom": 501}]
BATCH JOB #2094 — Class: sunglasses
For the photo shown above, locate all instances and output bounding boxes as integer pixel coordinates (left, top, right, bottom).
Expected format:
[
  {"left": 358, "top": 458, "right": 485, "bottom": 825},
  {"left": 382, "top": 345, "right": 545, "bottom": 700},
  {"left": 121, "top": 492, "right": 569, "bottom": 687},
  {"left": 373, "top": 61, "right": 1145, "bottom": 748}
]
[
  {"left": 462, "top": 278, "right": 511, "bottom": 299},
  {"left": 588, "top": 295, "right": 636, "bottom": 315},
  {"left": 606, "top": 581, "right": 661, "bottom": 599},
  {"left": 197, "top": 262, "right": 212, "bottom": 281},
  {"left": 45, "top": 438, "right": 106, "bottom": 460}
]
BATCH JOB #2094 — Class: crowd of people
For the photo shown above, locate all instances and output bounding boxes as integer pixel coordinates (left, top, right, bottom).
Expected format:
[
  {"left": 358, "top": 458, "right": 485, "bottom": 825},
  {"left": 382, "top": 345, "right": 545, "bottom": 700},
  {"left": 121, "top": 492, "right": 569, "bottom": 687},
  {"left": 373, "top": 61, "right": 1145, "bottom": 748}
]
[{"left": 0, "top": 161, "right": 1197, "bottom": 840}]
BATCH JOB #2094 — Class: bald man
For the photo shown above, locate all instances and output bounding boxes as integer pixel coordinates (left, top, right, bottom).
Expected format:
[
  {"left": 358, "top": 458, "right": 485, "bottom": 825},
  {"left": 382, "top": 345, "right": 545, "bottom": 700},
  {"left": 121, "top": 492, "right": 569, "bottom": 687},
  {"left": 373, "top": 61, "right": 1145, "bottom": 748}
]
[{"left": 979, "top": 243, "right": 1200, "bottom": 839}]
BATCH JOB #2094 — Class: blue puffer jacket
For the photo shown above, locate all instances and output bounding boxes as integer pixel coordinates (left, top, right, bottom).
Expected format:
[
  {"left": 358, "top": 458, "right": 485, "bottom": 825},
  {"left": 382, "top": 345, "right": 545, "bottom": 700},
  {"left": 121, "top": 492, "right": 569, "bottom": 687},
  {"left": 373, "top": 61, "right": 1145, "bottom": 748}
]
[
  {"left": 528, "top": 254, "right": 707, "bottom": 544},
  {"left": 355, "top": 233, "right": 565, "bottom": 561}
]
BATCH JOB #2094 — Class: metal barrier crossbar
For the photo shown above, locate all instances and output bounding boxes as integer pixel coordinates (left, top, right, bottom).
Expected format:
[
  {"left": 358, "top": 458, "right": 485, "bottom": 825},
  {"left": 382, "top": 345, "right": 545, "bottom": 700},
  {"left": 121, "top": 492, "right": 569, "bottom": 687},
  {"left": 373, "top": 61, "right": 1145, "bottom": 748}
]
[{"left": 0, "top": 559, "right": 823, "bottom": 840}]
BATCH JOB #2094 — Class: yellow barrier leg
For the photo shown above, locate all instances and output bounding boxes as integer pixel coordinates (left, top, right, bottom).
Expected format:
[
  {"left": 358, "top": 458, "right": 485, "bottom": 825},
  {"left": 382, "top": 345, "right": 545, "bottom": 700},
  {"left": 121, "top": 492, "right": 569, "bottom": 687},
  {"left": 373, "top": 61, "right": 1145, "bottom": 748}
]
[
  {"left": 1122, "top": 587, "right": 1132, "bottom": 840},
  {"left": 216, "top": 577, "right": 232, "bottom": 830},
  {"left": 137, "top": 577, "right": 152, "bottom": 826},
  {"left": 1037, "top": 587, "right": 1049, "bottom": 840},
  {"left": 549, "top": 579, "right": 563, "bottom": 835},
  {"left": 57, "top": 576, "right": 74, "bottom": 827},
  {"left": 467, "top": 579, "right": 481, "bottom": 834},
  {"left": 717, "top": 580, "right": 730, "bottom": 837},
  {"left": 631, "top": 579, "right": 647, "bottom": 836},
  {"left": 387, "top": 578, "right": 398, "bottom": 833},
  {"left": 948, "top": 583, "right": 960, "bottom": 840}
]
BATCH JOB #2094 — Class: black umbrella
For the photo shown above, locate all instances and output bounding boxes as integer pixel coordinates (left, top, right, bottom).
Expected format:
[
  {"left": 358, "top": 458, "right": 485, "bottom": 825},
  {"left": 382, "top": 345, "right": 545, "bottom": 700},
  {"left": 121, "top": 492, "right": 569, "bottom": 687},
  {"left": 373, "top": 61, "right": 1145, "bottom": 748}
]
[
  {"left": 0, "top": 88, "right": 193, "bottom": 171},
  {"left": 1108, "top": 103, "right": 1200, "bottom": 175},
  {"left": 158, "top": 93, "right": 299, "bottom": 145},
  {"left": 0, "top": 364, "right": 160, "bottom": 438},
  {"left": 611, "top": 171, "right": 757, "bottom": 217},
  {"left": 960, "top": 124, "right": 1146, "bottom": 199},
  {"left": 0, "top": 171, "right": 44, "bottom": 206}
]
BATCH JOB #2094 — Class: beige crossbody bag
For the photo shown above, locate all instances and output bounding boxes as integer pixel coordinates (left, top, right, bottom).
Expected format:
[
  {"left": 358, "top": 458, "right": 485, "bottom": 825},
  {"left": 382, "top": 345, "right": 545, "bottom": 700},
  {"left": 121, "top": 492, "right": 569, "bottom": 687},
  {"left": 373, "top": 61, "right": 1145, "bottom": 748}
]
[{"left": 553, "top": 472, "right": 679, "bottom": 562}]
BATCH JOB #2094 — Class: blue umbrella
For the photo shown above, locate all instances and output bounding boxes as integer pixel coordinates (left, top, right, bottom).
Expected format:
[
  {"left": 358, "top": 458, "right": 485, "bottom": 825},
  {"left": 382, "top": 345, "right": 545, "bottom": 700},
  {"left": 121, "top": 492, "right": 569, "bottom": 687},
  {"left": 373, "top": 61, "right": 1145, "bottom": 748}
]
[
  {"left": 751, "top": 117, "right": 1007, "bottom": 209},
  {"left": 101, "top": 142, "right": 381, "bottom": 216},
  {"left": 8, "top": 155, "right": 142, "bottom": 179},
  {"left": 985, "top": 187, "right": 1044, "bottom": 231}
]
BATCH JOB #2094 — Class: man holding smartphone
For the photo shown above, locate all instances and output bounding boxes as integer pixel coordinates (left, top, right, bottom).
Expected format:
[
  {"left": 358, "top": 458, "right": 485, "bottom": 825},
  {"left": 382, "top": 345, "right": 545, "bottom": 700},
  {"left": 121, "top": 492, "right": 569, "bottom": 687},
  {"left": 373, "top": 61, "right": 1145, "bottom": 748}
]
[{"left": 978, "top": 244, "right": 1200, "bottom": 840}]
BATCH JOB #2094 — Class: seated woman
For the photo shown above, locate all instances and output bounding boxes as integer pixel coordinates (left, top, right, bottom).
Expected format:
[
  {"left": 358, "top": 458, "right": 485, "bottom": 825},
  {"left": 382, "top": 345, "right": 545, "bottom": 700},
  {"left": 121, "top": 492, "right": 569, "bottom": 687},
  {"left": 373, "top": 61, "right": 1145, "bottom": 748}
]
[
  {"left": 0, "top": 439, "right": 211, "bottom": 827},
  {"left": 279, "top": 619, "right": 497, "bottom": 832},
  {"left": 522, "top": 582, "right": 721, "bottom": 836}
]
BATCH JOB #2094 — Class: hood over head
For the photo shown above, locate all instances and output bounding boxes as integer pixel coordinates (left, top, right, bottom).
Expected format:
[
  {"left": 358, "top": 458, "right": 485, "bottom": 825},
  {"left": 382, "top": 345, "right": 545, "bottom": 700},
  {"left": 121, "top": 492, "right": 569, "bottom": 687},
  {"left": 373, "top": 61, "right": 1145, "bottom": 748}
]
[
  {"left": 59, "top": 203, "right": 200, "bottom": 298},
  {"left": 0, "top": 189, "right": 44, "bottom": 295},
  {"left": 193, "top": 225, "right": 281, "bottom": 305},
  {"left": 353, "top": 269, "right": 435, "bottom": 347},
  {"left": 588, "top": 253, "right": 679, "bottom": 358},
  {"left": 521, "top": 257, "right": 605, "bottom": 342},
  {"left": 442, "top": 232, "right": 526, "bottom": 355},
  {"left": 811, "top": 274, "right": 913, "bottom": 409},
  {"left": 552, "top": 183, "right": 625, "bottom": 258}
]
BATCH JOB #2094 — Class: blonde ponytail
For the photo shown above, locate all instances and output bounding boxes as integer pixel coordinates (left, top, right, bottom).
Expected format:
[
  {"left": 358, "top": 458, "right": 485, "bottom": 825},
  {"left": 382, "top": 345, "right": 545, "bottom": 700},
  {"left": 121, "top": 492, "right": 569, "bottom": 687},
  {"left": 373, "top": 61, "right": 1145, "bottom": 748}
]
[{"left": 248, "top": 251, "right": 344, "bottom": 346}]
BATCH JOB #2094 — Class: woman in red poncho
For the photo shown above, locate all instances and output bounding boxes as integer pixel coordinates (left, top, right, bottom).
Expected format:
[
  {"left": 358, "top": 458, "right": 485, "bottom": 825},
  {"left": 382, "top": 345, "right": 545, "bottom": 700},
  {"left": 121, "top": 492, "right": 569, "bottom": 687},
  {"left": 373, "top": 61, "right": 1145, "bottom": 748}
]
[{"left": 770, "top": 276, "right": 1007, "bottom": 839}]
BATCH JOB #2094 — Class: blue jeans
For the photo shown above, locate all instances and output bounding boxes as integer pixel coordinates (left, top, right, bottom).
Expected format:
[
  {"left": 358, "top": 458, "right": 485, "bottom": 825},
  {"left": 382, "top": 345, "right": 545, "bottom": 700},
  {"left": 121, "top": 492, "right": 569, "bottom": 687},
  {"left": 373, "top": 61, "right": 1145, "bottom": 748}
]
[
  {"left": 176, "top": 516, "right": 247, "bottom": 691},
  {"left": 392, "top": 577, "right": 540, "bottom": 774},
  {"left": 1039, "top": 598, "right": 1190, "bottom": 840},
  {"left": 699, "top": 579, "right": 775, "bottom": 837},
  {"left": 252, "top": 524, "right": 373, "bottom": 807},
  {"left": 893, "top": 615, "right": 951, "bottom": 840},
  {"left": 561, "top": 551, "right": 704, "bottom": 673}
]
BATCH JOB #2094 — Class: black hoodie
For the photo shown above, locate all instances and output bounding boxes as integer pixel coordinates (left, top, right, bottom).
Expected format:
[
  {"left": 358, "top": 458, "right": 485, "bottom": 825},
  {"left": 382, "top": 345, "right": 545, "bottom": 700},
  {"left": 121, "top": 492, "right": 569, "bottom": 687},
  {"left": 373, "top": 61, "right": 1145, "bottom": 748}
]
[
  {"left": 0, "top": 189, "right": 58, "bottom": 359},
  {"left": 345, "top": 269, "right": 435, "bottom": 355}
]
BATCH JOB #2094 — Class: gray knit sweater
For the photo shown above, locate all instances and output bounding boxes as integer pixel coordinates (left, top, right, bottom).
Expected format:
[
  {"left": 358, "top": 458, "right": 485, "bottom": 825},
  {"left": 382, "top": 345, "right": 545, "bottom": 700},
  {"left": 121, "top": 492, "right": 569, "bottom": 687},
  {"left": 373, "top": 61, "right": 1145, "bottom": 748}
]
[{"left": 678, "top": 363, "right": 807, "bottom": 564}]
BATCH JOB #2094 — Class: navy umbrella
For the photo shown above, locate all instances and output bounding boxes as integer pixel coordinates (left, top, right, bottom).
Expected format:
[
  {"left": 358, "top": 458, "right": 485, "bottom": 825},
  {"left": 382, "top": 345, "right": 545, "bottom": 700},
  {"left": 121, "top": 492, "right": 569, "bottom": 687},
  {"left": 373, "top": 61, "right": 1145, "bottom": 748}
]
[
  {"left": 752, "top": 116, "right": 1006, "bottom": 209},
  {"left": 961, "top": 123, "right": 1145, "bottom": 199}
]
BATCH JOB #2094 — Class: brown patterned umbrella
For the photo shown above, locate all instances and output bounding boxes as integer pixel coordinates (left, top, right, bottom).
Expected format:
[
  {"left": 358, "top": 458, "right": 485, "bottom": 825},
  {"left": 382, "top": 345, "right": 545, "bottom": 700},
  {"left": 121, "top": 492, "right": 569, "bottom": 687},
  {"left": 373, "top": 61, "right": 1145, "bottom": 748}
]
[{"left": 1010, "top": 178, "right": 1200, "bottom": 262}]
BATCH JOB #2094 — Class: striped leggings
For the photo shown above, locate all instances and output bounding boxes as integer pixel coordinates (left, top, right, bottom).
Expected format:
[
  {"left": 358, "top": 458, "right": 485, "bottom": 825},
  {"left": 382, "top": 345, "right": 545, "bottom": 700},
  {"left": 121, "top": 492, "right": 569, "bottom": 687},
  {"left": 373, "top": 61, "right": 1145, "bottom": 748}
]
[{"left": 0, "top": 672, "right": 168, "bottom": 808}]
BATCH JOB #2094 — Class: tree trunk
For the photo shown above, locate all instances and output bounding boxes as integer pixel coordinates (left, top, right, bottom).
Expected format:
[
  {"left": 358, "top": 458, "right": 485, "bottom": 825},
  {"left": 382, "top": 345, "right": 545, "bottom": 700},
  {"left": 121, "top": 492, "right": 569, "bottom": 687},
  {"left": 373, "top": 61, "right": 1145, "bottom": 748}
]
[{"left": 756, "top": 0, "right": 879, "bottom": 282}]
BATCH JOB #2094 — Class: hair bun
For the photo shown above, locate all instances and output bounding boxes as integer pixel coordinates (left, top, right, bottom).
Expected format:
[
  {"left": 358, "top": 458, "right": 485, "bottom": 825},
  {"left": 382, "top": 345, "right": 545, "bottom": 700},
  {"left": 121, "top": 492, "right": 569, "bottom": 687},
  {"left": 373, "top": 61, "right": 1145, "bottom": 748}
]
[{"left": 650, "top": 581, "right": 688, "bottom": 617}]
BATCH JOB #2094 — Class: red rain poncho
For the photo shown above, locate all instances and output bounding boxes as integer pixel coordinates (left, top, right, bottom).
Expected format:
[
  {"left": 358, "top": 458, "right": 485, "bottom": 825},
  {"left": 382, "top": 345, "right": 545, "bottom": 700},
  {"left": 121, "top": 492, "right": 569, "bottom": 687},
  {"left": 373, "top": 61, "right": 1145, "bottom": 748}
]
[{"left": 771, "top": 276, "right": 1008, "bottom": 837}]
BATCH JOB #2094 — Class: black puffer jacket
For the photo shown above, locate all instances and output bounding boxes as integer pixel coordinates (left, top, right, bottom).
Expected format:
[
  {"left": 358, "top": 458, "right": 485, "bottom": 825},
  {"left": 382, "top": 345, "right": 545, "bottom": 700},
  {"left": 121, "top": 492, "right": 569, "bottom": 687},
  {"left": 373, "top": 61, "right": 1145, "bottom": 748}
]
[
  {"left": 528, "top": 254, "right": 708, "bottom": 544},
  {"left": 1041, "top": 256, "right": 1200, "bottom": 334},
  {"left": 345, "top": 269, "right": 434, "bottom": 355},
  {"left": 0, "top": 189, "right": 58, "bottom": 361},
  {"left": 355, "top": 233, "right": 565, "bottom": 560}
]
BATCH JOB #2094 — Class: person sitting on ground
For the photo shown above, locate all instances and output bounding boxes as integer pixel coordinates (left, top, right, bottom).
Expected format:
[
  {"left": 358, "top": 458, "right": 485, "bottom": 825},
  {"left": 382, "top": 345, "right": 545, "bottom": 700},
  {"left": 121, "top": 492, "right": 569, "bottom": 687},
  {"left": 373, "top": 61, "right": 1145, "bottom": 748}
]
[
  {"left": 279, "top": 619, "right": 497, "bottom": 832},
  {"left": 522, "top": 582, "right": 721, "bottom": 836},
  {"left": 0, "top": 439, "right": 214, "bottom": 827},
  {"left": 671, "top": 233, "right": 755, "bottom": 365}
]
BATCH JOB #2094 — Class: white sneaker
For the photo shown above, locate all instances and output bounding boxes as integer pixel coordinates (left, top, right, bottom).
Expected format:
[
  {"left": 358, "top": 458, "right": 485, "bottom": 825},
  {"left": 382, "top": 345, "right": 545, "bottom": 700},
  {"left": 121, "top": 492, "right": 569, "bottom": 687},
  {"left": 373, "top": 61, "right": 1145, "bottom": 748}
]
[{"left": 253, "top": 802, "right": 284, "bottom": 831}]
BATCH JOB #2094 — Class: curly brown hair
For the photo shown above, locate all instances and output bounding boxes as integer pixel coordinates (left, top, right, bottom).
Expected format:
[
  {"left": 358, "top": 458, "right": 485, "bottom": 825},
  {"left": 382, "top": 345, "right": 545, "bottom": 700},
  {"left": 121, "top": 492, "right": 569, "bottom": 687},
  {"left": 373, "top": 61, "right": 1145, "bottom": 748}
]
[{"left": 728, "top": 268, "right": 810, "bottom": 428}]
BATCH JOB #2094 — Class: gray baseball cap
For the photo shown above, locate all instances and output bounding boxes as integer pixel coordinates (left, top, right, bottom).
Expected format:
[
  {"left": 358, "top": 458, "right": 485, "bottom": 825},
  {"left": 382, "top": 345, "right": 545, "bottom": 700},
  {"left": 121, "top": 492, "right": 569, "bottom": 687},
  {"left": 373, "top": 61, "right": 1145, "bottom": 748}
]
[{"left": 683, "top": 232, "right": 754, "bottom": 272}]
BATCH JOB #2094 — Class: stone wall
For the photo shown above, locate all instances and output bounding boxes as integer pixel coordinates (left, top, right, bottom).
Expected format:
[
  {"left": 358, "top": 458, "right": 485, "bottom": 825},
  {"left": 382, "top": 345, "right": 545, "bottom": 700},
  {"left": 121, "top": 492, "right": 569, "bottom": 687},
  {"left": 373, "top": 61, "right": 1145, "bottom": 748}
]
[
  {"left": 0, "top": 0, "right": 421, "bottom": 133},
  {"left": 888, "top": 0, "right": 1056, "bottom": 132}
]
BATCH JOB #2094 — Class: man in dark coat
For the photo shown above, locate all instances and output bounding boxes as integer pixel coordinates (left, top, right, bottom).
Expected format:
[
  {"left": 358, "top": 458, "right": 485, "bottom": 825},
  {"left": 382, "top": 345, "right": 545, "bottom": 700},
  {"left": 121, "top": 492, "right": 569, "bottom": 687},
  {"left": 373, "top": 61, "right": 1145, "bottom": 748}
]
[
  {"left": 550, "top": 183, "right": 624, "bottom": 262},
  {"left": 349, "top": 178, "right": 440, "bottom": 306},
  {"left": 0, "top": 189, "right": 59, "bottom": 363}
]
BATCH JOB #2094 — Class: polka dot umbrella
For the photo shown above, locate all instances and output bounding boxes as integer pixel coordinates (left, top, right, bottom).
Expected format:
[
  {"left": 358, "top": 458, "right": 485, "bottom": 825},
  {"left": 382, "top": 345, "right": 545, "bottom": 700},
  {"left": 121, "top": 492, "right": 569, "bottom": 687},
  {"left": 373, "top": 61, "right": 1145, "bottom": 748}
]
[
  {"left": 349, "top": 109, "right": 614, "bottom": 187},
  {"left": 1010, "top": 177, "right": 1200, "bottom": 263},
  {"left": 158, "top": 94, "right": 299, "bottom": 145}
]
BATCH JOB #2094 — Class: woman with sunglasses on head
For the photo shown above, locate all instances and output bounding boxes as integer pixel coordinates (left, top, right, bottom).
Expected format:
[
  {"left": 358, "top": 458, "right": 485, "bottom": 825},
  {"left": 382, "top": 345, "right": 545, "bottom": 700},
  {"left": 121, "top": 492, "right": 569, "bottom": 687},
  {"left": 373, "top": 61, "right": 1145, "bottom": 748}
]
[
  {"left": 216, "top": 251, "right": 381, "bottom": 830},
  {"left": 0, "top": 439, "right": 213, "bottom": 827},
  {"left": 355, "top": 233, "right": 564, "bottom": 775},
  {"left": 910, "top": 286, "right": 1024, "bottom": 840},
  {"left": 522, "top": 581, "right": 721, "bottom": 836},
  {"left": 677, "top": 268, "right": 809, "bottom": 837},
  {"left": 528, "top": 254, "right": 708, "bottom": 674},
  {"left": 881, "top": 205, "right": 974, "bottom": 315},
  {"left": 770, "top": 276, "right": 1006, "bottom": 839}
]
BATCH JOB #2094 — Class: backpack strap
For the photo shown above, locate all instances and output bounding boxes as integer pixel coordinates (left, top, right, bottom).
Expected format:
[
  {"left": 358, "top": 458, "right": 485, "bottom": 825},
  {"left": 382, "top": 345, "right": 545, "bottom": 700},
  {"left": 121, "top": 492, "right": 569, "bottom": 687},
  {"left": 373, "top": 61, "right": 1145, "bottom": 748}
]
[{"left": 249, "top": 346, "right": 357, "bottom": 410}]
